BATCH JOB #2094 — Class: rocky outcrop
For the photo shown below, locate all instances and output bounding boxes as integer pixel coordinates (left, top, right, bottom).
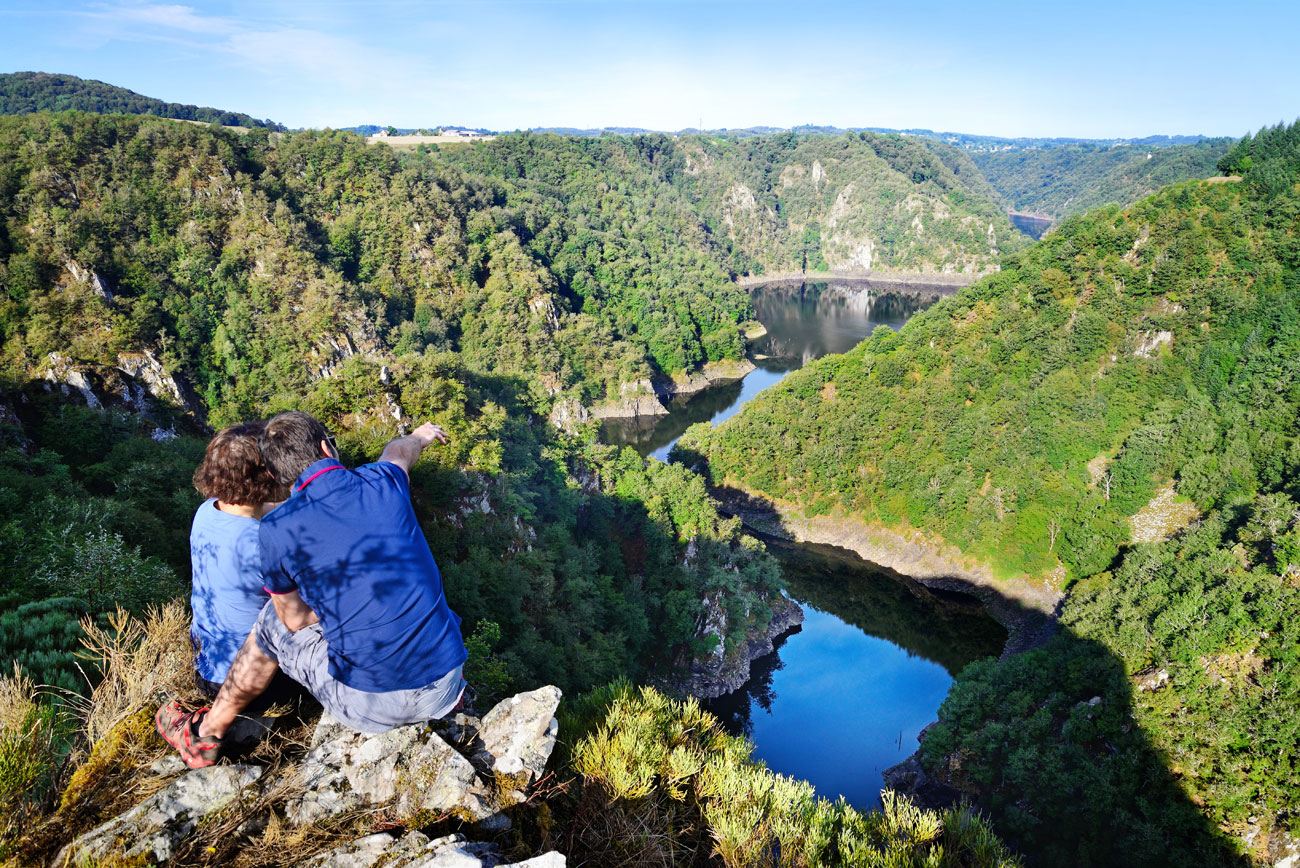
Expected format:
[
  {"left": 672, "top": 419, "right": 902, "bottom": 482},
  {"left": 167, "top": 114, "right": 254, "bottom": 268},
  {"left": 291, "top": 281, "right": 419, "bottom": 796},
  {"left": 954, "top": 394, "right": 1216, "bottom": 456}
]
[
  {"left": 309, "top": 312, "right": 384, "bottom": 381},
  {"left": 475, "top": 686, "right": 561, "bottom": 784},
  {"left": 301, "top": 830, "right": 565, "bottom": 868},
  {"left": 35, "top": 350, "right": 202, "bottom": 419},
  {"left": 286, "top": 686, "right": 562, "bottom": 829},
  {"left": 589, "top": 379, "right": 667, "bottom": 420},
  {"left": 57, "top": 764, "right": 264, "bottom": 866},
  {"left": 577, "top": 359, "right": 759, "bottom": 426},
  {"left": 115, "top": 350, "right": 189, "bottom": 409},
  {"left": 654, "top": 358, "right": 756, "bottom": 400},
  {"left": 39, "top": 353, "right": 103, "bottom": 409},
  {"left": 66, "top": 260, "right": 114, "bottom": 300},
  {"left": 285, "top": 715, "right": 496, "bottom": 827},
  {"left": 663, "top": 592, "right": 804, "bottom": 699},
  {"left": 547, "top": 397, "right": 591, "bottom": 434},
  {"left": 57, "top": 688, "right": 564, "bottom": 866},
  {"left": 881, "top": 754, "right": 962, "bottom": 810}
]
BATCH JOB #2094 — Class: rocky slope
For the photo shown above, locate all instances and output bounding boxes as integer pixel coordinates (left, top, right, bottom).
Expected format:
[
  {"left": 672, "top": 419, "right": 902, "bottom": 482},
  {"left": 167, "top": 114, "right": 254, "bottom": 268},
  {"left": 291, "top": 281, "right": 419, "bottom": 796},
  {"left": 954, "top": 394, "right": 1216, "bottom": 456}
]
[{"left": 52, "top": 688, "right": 565, "bottom": 868}]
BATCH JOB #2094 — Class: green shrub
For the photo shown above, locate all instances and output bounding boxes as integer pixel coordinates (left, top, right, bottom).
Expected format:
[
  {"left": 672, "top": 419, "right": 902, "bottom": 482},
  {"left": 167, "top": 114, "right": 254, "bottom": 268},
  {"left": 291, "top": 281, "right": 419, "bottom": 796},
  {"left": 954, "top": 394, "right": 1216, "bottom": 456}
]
[{"left": 566, "top": 684, "right": 1020, "bottom": 868}]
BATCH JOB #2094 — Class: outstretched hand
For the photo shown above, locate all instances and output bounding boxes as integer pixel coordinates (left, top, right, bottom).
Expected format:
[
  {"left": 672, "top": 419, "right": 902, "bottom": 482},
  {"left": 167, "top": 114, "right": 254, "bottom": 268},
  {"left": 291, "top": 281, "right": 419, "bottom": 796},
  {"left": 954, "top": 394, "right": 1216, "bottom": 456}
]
[
  {"left": 412, "top": 422, "right": 450, "bottom": 446},
  {"left": 380, "top": 421, "right": 449, "bottom": 473}
]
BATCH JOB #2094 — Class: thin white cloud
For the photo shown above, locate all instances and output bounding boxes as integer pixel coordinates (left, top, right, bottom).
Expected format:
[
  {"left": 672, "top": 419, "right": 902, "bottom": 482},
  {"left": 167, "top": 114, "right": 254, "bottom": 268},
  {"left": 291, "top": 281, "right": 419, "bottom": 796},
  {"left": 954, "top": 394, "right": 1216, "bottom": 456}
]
[
  {"left": 102, "top": 2, "right": 236, "bottom": 34},
  {"left": 71, "top": 0, "right": 446, "bottom": 110}
]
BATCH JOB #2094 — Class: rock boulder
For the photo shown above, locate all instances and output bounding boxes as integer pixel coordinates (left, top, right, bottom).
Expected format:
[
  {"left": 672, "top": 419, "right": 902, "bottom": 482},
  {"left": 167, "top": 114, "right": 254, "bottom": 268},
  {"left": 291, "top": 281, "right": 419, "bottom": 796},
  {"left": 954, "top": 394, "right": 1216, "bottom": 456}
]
[{"left": 57, "top": 764, "right": 263, "bottom": 865}]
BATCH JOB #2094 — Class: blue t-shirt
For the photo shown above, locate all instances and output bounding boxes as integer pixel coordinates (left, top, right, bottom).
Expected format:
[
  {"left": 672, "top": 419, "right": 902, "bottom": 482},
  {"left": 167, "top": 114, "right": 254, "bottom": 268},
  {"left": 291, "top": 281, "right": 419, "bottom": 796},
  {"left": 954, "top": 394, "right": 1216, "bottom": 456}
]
[
  {"left": 260, "top": 458, "right": 467, "bottom": 693},
  {"left": 190, "top": 499, "right": 269, "bottom": 683}
]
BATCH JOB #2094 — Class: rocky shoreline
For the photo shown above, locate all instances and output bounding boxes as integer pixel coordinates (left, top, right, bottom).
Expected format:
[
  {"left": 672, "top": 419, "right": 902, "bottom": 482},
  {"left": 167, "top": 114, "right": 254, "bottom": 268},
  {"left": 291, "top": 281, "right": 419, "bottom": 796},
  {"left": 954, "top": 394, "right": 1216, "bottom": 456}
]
[
  {"left": 588, "top": 358, "right": 757, "bottom": 421},
  {"left": 714, "top": 485, "right": 1060, "bottom": 656},
  {"left": 660, "top": 592, "right": 805, "bottom": 699}
]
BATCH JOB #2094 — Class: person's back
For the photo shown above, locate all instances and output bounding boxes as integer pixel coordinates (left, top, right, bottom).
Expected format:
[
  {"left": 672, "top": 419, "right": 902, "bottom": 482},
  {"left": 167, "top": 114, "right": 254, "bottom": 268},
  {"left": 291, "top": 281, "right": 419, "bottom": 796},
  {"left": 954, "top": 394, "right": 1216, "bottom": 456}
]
[
  {"left": 157, "top": 412, "right": 467, "bottom": 769},
  {"left": 188, "top": 422, "right": 287, "bottom": 694},
  {"left": 259, "top": 456, "right": 466, "bottom": 692}
]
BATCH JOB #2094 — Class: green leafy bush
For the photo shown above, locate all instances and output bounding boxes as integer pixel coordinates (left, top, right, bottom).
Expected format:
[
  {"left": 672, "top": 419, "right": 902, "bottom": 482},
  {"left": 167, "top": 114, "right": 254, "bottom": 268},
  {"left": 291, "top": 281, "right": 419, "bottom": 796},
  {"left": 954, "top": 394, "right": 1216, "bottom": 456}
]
[{"left": 563, "top": 684, "right": 1021, "bottom": 868}]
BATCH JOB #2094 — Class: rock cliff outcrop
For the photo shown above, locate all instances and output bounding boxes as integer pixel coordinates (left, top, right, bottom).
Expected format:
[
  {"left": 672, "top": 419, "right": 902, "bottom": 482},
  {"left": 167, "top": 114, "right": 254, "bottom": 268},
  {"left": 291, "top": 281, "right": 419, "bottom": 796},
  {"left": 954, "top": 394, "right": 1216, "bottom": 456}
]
[
  {"left": 589, "top": 379, "right": 667, "bottom": 421},
  {"left": 653, "top": 358, "right": 756, "bottom": 400},
  {"left": 55, "top": 688, "right": 566, "bottom": 868},
  {"left": 661, "top": 591, "right": 804, "bottom": 699}
]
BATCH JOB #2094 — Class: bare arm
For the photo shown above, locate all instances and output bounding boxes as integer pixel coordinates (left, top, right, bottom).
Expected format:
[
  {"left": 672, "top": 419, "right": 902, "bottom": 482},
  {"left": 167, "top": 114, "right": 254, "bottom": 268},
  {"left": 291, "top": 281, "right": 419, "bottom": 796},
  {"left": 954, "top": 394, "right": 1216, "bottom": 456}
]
[
  {"left": 378, "top": 422, "right": 450, "bottom": 474},
  {"left": 271, "top": 590, "right": 319, "bottom": 632}
]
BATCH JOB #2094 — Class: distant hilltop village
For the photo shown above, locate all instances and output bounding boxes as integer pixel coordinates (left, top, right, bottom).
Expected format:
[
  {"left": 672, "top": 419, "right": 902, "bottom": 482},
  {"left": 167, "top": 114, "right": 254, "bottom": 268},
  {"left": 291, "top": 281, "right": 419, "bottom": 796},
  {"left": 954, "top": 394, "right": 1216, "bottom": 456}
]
[{"left": 372, "top": 127, "right": 489, "bottom": 139}]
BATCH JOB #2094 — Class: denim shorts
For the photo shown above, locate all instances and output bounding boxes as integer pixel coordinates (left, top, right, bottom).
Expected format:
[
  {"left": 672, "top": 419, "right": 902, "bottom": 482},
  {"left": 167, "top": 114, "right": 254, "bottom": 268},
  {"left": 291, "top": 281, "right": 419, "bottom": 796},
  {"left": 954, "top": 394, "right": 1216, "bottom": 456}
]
[{"left": 252, "top": 602, "right": 464, "bottom": 733}]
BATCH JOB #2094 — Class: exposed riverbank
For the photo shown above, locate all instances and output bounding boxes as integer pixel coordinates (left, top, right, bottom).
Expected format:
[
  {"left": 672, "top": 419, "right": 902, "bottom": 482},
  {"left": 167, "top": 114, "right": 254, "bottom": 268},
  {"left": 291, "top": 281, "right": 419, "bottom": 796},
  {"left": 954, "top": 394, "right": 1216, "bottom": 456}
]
[{"left": 712, "top": 484, "right": 1060, "bottom": 658}]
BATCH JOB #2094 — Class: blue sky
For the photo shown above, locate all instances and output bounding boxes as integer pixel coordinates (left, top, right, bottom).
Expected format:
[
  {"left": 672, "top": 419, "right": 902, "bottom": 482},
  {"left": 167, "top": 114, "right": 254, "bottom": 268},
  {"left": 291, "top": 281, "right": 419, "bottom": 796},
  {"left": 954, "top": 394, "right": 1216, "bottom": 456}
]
[{"left": 2, "top": 0, "right": 1296, "bottom": 136}]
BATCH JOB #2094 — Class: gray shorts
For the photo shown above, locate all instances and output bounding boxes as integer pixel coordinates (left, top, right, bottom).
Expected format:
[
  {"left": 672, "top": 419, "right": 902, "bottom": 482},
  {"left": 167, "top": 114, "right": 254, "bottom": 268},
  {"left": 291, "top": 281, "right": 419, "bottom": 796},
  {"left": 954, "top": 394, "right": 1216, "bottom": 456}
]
[{"left": 252, "top": 602, "right": 464, "bottom": 733}]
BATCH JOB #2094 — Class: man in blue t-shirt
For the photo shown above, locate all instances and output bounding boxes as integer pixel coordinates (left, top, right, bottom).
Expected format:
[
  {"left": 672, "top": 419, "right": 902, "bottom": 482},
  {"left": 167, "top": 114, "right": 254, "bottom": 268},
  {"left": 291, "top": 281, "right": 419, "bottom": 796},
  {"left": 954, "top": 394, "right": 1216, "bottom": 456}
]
[{"left": 158, "top": 412, "right": 468, "bottom": 767}]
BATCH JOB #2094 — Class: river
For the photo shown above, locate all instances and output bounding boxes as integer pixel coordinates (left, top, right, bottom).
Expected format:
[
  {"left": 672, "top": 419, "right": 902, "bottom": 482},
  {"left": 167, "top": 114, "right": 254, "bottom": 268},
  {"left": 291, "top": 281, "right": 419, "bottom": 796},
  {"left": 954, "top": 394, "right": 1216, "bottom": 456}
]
[
  {"left": 603, "top": 280, "right": 1007, "bottom": 809},
  {"left": 602, "top": 282, "right": 942, "bottom": 462},
  {"left": 1009, "top": 212, "right": 1053, "bottom": 240}
]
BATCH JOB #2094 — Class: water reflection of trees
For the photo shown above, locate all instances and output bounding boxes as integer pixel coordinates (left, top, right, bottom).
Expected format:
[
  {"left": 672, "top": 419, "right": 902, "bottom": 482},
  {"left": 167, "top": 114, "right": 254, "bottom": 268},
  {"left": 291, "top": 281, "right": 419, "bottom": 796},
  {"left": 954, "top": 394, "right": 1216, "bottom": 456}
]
[
  {"left": 704, "top": 535, "right": 1007, "bottom": 738},
  {"left": 767, "top": 536, "right": 1007, "bottom": 677},
  {"left": 750, "top": 283, "right": 940, "bottom": 363},
  {"left": 703, "top": 628, "right": 795, "bottom": 737}
]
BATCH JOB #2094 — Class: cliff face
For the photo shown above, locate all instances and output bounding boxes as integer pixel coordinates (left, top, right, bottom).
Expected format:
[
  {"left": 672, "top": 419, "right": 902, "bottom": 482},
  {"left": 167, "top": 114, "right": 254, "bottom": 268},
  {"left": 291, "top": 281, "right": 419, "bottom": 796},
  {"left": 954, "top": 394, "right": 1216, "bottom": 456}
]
[
  {"left": 50, "top": 688, "right": 566, "bottom": 868},
  {"left": 588, "top": 378, "right": 667, "bottom": 420},
  {"left": 661, "top": 590, "right": 804, "bottom": 699},
  {"left": 678, "top": 134, "right": 1025, "bottom": 279}
]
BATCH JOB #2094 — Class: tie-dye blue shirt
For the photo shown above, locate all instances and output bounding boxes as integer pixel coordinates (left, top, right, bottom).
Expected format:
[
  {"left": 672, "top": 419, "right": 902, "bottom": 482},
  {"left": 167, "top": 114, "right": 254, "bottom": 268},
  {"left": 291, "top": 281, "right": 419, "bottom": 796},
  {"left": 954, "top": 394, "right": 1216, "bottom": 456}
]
[{"left": 189, "top": 499, "right": 268, "bottom": 683}]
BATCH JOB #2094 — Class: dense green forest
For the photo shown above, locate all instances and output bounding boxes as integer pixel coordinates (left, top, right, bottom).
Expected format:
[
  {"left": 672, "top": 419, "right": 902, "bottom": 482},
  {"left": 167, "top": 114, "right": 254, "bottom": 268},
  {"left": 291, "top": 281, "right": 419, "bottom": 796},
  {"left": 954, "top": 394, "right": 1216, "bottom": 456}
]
[
  {"left": 971, "top": 138, "right": 1231, "bottom": 219},
  {"left": 0, "top": 72, "right": 285, "bottom": 131},
  {"left": 0, "top": 109, "right": 1033, "bottom": 865},
  {"left": 4, "top": 101, "right": 1295, "bottom": 865},
  {"left": 0, "top": 111, "right": 795, "bottom": 704},
  {"left": 667, "top": 132, "right": 1026, "bottom": 275},
  {"left": 686, "top": 120, "right": 1300, "bottom": 864}
]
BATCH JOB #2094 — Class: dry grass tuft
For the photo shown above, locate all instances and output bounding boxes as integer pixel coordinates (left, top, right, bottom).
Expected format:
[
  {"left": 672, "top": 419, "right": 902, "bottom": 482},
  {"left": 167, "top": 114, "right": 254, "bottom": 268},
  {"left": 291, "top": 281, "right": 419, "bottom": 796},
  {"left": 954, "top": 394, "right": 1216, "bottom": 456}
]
[
  {"left": 73, "top": 601, "right": 203, "bottom": 748},
  {"left": 14, "top": 602, "right": 209, "bottom": 862}
]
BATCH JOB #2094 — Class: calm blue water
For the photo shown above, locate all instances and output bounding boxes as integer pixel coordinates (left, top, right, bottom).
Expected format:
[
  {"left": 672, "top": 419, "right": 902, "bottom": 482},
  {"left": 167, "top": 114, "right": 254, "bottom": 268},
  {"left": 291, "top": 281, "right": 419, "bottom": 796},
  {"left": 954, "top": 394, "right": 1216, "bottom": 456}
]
[
  {"left": 703, "top": 535, "right": 1005, "bottom": 810},
  {"left": 1009, "top": 212, "right": 1053, "bottom": 240},
  {"left": 602, "top": 280, "right": 1006, "bottom": 810},
  {"left": 648, "top": 365, "right": 790, "bottom": 461},
  {"left": 603, "top": 282, "right": 942, "bottom": 461},
  {"left": 738, "top": 606, "right": 954, "bottom": 807}
]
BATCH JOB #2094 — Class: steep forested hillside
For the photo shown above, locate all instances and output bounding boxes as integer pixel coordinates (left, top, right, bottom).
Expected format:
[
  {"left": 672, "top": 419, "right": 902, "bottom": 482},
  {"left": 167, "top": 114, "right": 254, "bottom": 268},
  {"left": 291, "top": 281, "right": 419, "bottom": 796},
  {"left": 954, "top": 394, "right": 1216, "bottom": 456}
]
[
  {"left": 0, "top": 115, "right": 759, "bottom": 411},
  {"left": 0, "top": 109, "right": 1035, "bottom": 867},
  {"left": 669, "top": 132, "right": 1026, "bottom": 276},
  {"left": 972, "top": 138, "right": 1231, "bottom": 219},
  {"left": 0, "top": 111, "right": 790, "bottom": 704},
  {"left": 687, "top": 120, "right": 1300, "bottom": 865},
  {"left": 0, "top": 72, "right": 285, "bottom": 130}
]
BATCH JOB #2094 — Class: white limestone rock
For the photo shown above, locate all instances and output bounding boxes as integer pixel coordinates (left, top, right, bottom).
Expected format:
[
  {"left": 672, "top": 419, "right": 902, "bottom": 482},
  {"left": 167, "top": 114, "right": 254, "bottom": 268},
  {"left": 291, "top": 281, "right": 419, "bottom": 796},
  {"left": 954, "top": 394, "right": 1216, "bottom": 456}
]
[
  {"left": 285, "top": 687, "right": 563, "bottom": 828},
  {"left": 300, "top": 831, "right": 506, "bottom": 868},
  {"left": 285, "top": 716, "right": 494, "bottom": 825},
  {"left": 475, "top": 686, "right": 562, "bottom": 792},
  {"left": 547, "top": 397, "right": 590, "bottom": 434},
  {"left": 503, "top": 854, "right": 566, "bottom": 867},
  {"left": 116, "top": 350, "right": 187, "bottom": 406},
  {"left": 56, "top": 764, "right": 263, "bottom": 866}
]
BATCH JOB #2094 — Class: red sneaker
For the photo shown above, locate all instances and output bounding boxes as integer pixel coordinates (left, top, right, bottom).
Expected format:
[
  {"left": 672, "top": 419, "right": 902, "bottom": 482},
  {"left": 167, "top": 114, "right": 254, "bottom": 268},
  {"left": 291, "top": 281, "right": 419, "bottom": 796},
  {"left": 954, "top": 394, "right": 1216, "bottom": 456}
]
[{"left": 155, "top": 701, "right": 223, "bottom": 769}]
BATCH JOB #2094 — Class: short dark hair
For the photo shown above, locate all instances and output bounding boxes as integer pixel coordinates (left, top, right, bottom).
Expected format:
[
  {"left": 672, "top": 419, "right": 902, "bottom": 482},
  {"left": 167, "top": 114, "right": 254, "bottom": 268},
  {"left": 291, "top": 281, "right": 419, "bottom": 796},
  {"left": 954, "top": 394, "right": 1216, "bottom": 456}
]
[
  {"left": 259, "top": 411, "right": 330, "bottom": 486},
  {"left": 193, "top": 422, "right": 283, "bottom": 505}
]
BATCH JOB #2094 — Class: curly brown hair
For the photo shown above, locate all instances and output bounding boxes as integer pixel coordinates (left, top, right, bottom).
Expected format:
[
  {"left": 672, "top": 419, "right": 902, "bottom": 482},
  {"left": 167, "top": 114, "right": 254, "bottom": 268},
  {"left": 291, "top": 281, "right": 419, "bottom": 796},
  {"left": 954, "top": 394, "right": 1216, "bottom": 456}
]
[{"left": 192, "top": 422, "right": 284, "bottom": 506}]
